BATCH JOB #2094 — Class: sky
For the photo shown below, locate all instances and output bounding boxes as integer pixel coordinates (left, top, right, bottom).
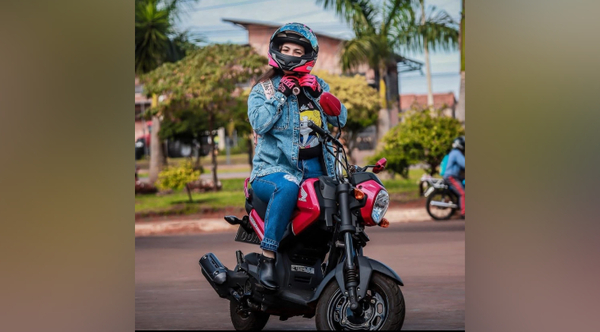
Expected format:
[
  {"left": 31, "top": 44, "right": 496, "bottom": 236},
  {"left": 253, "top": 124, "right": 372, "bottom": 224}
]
[{"left": 176, "top": 0, "right": 463, "bottom": 97}]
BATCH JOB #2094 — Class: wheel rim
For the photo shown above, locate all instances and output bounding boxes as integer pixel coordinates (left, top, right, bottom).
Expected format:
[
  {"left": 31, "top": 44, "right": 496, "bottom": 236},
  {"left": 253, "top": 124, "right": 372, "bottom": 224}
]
[
  {"left": 428, "top": 193, "right": 455, "bottom": 219},
  {"left": 326, "top": 287, "right": 388, "bottom": 330}
]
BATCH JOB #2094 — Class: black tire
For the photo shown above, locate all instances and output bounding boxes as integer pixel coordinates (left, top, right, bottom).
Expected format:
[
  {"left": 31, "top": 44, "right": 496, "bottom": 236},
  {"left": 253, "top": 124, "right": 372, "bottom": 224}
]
[
  {"left": 426, "top": 190, "right": 458, "bottom": 221},
  {"left": 315, "top": 272, "right": 405, "bottom": 331},
  {"left": 229, "top": 300, "right": 270, "bottom": 331}
]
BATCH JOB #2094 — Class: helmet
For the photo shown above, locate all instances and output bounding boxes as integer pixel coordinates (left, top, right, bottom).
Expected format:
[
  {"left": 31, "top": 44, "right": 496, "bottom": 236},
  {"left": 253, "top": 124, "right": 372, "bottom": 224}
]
[
  {"left": 452, "top": 136, "right": 465, "bottom": 151},
  {"left": 268, "top": 23, "right": 319, "bottom": 73}
]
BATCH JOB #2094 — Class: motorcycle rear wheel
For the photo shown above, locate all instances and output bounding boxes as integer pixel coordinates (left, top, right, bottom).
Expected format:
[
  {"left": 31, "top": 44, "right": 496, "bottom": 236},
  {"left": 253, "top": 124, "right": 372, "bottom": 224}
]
[
  {"left": 426, "top": 191, "right": 457, "bottom": 220},
  {"left": 315, "top": 272, "right": 405, "bottom": 331},
  {"left": 229, "top": 300, "right": 270, "bottom": 331}
]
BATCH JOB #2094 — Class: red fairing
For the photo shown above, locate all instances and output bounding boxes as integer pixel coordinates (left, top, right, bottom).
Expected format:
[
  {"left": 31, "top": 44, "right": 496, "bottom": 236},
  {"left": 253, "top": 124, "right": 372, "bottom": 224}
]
[
  {"left": 291, "top": 178, "right": 321, "bottom": 235},
  {"left": 358, "top": 180, "right": 385, "bottom": 226},
  {"left": 249, "top": 209, "right": 265, "bottom": 241}
]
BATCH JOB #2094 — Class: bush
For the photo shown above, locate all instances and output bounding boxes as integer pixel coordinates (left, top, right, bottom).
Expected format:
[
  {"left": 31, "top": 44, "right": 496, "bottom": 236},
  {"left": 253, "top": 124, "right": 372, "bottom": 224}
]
[
  {"left": 156, "top": 161, "right": 201, "bottom": 201},
  {"left": 371, "top": 108, "right": 464, "bottom": 177}
]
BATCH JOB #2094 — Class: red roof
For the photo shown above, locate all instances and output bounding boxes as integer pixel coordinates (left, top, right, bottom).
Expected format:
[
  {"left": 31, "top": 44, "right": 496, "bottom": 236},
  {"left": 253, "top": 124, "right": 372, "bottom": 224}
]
[{"left": 400, "top": 93, "right": 456, "bottom": 111}]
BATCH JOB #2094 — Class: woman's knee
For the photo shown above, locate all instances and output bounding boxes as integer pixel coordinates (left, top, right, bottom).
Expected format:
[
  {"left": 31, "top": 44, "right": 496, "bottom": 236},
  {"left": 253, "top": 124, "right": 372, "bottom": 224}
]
[{"left": 276, "top": 177, "right": 299, "bottom": 197}]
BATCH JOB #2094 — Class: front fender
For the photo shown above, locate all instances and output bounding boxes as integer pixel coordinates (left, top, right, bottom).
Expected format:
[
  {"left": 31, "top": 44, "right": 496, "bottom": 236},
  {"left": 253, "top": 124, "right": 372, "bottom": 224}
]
[{"left": 308, "top": 256, "right": 403, "bottom": 305}]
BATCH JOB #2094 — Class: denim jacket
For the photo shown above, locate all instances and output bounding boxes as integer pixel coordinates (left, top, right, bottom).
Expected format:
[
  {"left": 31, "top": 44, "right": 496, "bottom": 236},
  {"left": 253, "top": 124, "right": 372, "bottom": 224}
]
[{"left": 248, "top": 74, "right": 348, "bottom": 184}]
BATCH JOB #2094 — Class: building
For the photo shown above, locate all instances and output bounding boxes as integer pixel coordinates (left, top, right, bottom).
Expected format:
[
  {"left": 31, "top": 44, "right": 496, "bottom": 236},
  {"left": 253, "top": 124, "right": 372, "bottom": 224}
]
[
  {"left": 400, "top": 92, "right": 457, "bottom": 118},
  {"left": 222, "top": 18, "right": 368, "bottom": 77}
]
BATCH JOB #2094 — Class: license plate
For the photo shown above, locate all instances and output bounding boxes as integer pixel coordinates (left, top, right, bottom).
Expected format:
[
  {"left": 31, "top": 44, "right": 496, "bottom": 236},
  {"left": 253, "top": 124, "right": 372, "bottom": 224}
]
[
  {"left": 234, "top": 226, "right": 261, "bottom": 245},
  {"left": 424, "top": 186, "right": 435, "bottom": 197}
]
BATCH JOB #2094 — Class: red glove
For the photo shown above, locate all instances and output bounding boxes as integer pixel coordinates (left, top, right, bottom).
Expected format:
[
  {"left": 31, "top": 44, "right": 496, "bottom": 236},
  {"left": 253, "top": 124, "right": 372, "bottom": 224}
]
[
  {"left": 319, "top": 92, "right": 342, "bottom": 116},
  {"left": 278, "top": 75, "right": 299, "bottom": 97},
  {"left": 298, "top": 74, "right": 322, "bottom": 98}
]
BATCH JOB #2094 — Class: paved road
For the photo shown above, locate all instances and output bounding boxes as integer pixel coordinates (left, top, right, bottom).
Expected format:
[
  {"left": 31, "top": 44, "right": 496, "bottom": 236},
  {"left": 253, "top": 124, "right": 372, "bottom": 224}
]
[{"left": 135, "top": 220, "right": 465, "bottom": 330}]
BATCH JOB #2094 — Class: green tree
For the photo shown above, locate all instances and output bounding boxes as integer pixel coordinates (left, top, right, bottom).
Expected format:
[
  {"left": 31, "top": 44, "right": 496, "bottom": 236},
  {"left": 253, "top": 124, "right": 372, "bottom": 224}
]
[
  {"left": 393, "top": 0, "right": 459, "bottom": 106},
  {"left": 372, "top": 107, "right": 464, "bottom": 177},
  {"left": 313, "top": 71, "right": 380, "bottom": 164},
  {"left": 317, "top": 0, "right": 413, "bottom": 138},
  {"left": 135, "top": 0, "right": 200, "bottom": 184},
  {"left": 135, "top": 0, "right": 199, "bottom": 74},
  {"left": 141, "top": 44, "right": 266, "bottom": 190}
]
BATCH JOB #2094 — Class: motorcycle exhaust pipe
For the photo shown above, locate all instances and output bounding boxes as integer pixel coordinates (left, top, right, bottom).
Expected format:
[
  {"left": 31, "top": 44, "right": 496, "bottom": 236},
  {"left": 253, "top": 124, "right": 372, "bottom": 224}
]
[
  {"left": 429, "top": 201, "right": 458, "bottom": 209},
  {"left": 199, "top": 253, "right": 228, "bottom": 285}
]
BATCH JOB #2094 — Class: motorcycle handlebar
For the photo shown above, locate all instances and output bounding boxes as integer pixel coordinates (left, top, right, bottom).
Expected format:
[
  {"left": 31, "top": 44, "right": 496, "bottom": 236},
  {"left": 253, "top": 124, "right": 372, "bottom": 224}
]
[{"left": 307, "top": 121, "right": 342, "bottom": 147}]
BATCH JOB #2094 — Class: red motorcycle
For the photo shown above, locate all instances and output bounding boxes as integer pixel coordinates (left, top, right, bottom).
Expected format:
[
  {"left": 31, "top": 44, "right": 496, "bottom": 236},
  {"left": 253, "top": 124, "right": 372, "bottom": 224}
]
[{"left": 200, "top": 121, "right": 405, "bottom": 330}]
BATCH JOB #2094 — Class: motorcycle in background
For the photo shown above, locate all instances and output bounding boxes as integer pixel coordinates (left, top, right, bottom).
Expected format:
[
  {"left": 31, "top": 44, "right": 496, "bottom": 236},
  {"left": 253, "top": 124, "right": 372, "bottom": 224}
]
[{"left": 423, "top": 177, "right": 461, "bottom": 220}]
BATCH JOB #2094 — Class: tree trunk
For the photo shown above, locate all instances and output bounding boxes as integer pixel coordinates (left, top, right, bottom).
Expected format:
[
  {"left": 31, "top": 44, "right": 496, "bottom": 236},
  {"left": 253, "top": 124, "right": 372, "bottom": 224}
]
[
  {"left": 185, "top": 183, "right": 193, "bottom": 202},
  {"left": 371, "top": 66, "right": 381, "bottom": 91},
  {"left": 195, "top": 145, "right": 201, "bottom": 169},
  {"left": 148, "top": 95, "right": 164, "bottom": 184},
  {"left": 428, "top": 162, "right": 439, "bottom": 176},
  {"left": 457, "top": 71, "right": 465, "bottom": 123},
  {"left": 385, "top": 63, "right": 399, "bottom": 127},
  {"left": 421, "top": 0, "right": 434, "bottom": 107},
  {"left": 456, "top": 0, "right": 465, "bottom": 124},
  {"left": 209, "top": 113, "right": 219, "bottom": 191},
  {"left": 162, "top": 140, "right": 168, "bottom": 166}
]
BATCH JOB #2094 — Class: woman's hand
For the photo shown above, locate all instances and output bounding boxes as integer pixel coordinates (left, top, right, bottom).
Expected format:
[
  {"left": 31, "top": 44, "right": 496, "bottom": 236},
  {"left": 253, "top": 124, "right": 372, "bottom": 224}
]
[
  {"left": 298, "top": 74, "right": 322, "bottom": 98},
  {"left": 278, "top": 75, "right": 300, "bottom": 97}
]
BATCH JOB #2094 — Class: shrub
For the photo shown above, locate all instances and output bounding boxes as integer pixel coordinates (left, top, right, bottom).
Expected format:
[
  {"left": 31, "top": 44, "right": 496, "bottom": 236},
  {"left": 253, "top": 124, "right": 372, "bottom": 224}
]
[
  {"left": 156, "top": 161, "right": 201, "bottom": 201},
  {"left": 371, "top": 108, "right": 464, "bottom": 177}
]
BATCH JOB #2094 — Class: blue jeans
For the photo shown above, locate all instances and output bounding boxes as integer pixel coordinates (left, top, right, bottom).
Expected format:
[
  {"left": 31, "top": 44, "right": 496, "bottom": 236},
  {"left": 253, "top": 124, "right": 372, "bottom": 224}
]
[{"left": 251, "top": 157, "right": 325, "bottom": 252}]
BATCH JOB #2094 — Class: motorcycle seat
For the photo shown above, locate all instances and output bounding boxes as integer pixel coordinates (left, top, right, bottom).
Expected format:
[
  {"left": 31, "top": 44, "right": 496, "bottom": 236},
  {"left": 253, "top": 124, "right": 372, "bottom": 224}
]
[
  {"left": 245, "top": 188, "right": 296, "bottom": 245},
  {"left": 245, "top": 188, "right": 268, "bottom": 220}
]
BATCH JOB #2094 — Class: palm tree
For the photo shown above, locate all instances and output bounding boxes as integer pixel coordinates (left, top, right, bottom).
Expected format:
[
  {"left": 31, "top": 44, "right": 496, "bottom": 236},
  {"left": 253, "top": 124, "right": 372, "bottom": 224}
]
[
  {"left": 317, "top": 0, "right": 413, "bottom": 139},
  {"left": 135, "top": 0, "right": 199, "bottom": 184},
  {"left": 394, "top": 0, "right": 459, "bottom": 107}
]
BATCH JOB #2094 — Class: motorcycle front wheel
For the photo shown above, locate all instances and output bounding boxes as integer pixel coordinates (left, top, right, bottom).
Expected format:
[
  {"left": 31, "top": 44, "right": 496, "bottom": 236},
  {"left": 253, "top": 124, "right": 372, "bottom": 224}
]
[
  {"left": 315, "top": 272, "right": 405, "bottom": 331},
  {"left": 426, "top": 190, "right": 458, "bottom": 220}
]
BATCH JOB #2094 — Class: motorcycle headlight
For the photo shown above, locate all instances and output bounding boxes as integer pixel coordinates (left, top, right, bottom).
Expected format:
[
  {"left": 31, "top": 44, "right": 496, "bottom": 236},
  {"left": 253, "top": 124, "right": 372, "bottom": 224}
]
[{"left": 371, "top": 190, "right": 389, "bottom": 224}]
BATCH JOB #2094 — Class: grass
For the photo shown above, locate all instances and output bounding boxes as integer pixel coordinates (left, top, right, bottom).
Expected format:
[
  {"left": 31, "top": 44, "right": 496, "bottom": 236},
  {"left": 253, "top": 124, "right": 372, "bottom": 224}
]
[
  {"left": 135, "top": 178, "right": 246, "bottom": 216},
  {"left": 381, "top": 169, "right": 427, "bottom": 194},
  {"left": 135, "top": 169, "right": 428, "bottom": 217}
]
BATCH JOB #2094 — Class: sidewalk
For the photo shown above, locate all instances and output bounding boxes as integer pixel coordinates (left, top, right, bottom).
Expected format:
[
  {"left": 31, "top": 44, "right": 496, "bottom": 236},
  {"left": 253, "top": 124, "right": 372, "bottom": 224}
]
[{"left": 135, "top": 206, "right": 433, "bottom": 237}]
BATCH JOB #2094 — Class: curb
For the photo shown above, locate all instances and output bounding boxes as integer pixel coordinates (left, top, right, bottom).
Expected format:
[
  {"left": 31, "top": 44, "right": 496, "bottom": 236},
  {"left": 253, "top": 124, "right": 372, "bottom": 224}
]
[{"left": 135, "top": 207, "right": 433, "bottom": 237}]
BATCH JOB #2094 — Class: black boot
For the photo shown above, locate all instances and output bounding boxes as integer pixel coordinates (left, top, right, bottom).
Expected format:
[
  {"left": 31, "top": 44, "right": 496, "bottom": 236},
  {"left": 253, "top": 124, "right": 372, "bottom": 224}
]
[{"left": 258, "top": 254, "right": 278, "bottom": 290}]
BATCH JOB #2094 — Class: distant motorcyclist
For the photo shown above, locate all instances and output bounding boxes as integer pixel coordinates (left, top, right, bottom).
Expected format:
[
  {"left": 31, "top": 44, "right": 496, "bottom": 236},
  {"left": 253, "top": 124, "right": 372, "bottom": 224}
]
[{"left": 443, "top": 136, "right": 465, "bottom": 219}]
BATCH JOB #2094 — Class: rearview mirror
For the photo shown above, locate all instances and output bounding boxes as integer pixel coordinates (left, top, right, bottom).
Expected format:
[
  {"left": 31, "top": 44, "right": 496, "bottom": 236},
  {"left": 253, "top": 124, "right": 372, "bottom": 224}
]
[{"left": 372, "top": 158, "right": 387, "bottom": 174}]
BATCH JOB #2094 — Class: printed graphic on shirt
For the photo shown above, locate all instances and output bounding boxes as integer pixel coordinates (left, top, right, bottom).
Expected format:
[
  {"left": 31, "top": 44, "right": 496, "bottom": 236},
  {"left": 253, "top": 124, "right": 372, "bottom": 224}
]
[{"left": 299, "top": 109, "right": 322, "bottom": 149}]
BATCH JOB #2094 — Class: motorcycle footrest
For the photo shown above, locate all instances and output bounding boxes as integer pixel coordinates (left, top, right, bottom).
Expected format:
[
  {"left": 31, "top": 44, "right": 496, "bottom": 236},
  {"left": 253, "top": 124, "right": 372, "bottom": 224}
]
[{"left": 224, "top": 215, "right": 242, "bottom": 225}]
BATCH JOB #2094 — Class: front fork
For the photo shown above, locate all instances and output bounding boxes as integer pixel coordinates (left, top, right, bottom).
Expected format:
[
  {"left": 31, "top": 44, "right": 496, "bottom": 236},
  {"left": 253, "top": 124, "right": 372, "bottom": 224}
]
[{"left": 337, "top": 182, "right": 361, "bottom": 312}]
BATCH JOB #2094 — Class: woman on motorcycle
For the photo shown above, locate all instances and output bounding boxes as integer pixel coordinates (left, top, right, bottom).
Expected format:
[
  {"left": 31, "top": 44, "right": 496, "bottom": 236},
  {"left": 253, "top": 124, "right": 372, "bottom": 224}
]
[{"left": 247, "top": 22, "right": 348, "bottom": 290}]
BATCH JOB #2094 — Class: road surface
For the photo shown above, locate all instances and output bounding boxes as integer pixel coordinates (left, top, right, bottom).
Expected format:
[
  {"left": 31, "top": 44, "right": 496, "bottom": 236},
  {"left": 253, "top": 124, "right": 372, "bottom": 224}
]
[{"left": 135, "top": 220, "right": 465, "bottom": 330}]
